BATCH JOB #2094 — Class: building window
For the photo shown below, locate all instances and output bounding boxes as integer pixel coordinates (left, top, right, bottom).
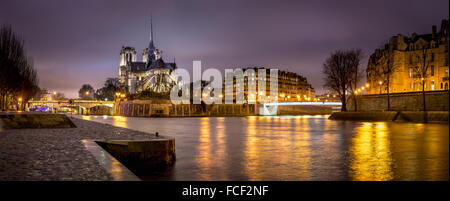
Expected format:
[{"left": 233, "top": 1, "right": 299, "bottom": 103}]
[
  {"left": 446, "top": 69, "right": 449, "bottom": 78},
  {"left": 446, "top": 83, "right": 449, "bottom": 90},
  {"left": 409, "top": 55, "right": 413, "bottom": 64},
  {"left": 431, "top": 80, "right": 435, "bottom": 90},
  {"left": 441, "top": 83, "right": 444, "bottom": 89},
  {"left": 431, "top": 53, "right": 434, "bottom": 62},
  {"left": 431, "top": 65, "right": 434, "bottom": 76}
]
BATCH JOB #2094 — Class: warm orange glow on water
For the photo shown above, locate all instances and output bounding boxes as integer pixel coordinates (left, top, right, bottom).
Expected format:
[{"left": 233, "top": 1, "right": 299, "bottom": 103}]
[
  {"left": 111, "top": 116, "right": 128, "bottom": 128},
  {"left": 82, "top": 115, "right": 449, "bottom": 181},
  {"left": 350, "top": 122, "right": 394, "bottom": 181},
  {"left": 196, "top": 117, "right": 212, "bottom": 180}
]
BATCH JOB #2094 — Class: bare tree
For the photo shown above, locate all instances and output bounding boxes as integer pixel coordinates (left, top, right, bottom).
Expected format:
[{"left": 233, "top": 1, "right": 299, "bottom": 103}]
[
  {"left": 413, "top": 44, "right": 432, "bottom": 113},
  {"left": 347, "top": 49, "right": 364, "bottom": 111},
  {"left": 367, "top": 50, "right": 386, "bottom": 94},
  {"left": 0, "top": 24, "right": 38, "bottom": 111},
  {"left": 371, "top": 46, "right": 398, "bottom": 111},
  {"left": 323, "top": 50, "right": 360, "bottom": 111},
  {"left": 94, "top": 78, "right": 120, "bottom": 101},
  {"left": 78, "top": 84, "right": 94, "bottom": 100}
]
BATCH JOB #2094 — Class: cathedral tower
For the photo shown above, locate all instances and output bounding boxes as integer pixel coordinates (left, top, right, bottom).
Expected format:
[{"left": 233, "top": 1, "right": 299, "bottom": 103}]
[{"left": 120, "top": 46, "right": 137, "bottom": 66}]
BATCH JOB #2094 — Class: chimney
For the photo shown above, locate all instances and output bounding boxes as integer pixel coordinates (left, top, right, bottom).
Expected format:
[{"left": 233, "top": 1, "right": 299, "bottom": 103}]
[{"left": 432, "top": 25, "right": 437, "bottom": 38}]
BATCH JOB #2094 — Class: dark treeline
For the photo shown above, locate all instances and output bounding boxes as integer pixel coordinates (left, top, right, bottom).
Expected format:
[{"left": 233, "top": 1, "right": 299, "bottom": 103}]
[{"left": 0, "top": 25, "right": 39, "bottom": 111}]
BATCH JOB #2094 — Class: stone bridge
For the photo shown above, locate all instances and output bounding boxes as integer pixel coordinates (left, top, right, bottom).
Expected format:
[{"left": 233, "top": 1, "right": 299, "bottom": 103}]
[
  {"left": 27, "top": 100, "right": 342, "bottom": 116},
  {"left": 27, "top": 100, "right": 115, "bottom": 115}
]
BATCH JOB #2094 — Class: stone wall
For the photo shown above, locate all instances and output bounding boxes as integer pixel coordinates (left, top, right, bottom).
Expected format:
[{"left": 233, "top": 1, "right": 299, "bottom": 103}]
[
  {"left": 347, "top": 90, "right": 449, "bottom": 111},
  {"left": 277, "top": 105, "right": 333, "bottom": 115},
  {"left": 115, "top": 100, "right": 258, "bottom": 117}
]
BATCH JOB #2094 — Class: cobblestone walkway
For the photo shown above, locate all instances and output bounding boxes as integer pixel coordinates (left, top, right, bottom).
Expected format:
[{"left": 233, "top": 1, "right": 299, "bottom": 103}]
[{"left": 0, "top": 117, "right": 158, "bottom": 181}]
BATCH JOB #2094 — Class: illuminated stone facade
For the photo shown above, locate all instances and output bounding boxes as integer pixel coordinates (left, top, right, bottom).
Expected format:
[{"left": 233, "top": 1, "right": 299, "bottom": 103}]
[
  {"left": 367, "top": 19, "right": 449, "bottom": 94},
  {"left": 118, "top": 20, "right": 177, "bottom": 94},
  {"left": 223, "top": 67, "right": 315, "bottom": 103}
]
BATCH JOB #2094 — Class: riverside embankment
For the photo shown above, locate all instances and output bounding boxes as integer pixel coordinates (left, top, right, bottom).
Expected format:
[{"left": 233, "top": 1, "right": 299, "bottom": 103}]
[
  {"left": 0, "top": 113, "right": 173, "bottom": 181},
  {"left": 331, "top": 90, "right": 449, "bottom": 123},
  {"left": 329, "top": 111, "right": 449, "bottom": 122}
]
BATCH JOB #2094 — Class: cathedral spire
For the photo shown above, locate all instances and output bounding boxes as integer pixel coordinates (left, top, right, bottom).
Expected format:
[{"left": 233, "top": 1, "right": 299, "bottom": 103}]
[
  {"left": 146, "top": 15, "right": 157, "bottom": 65},
  {"left": 148, "top": 15, "right": 155, "bottom": 51}
]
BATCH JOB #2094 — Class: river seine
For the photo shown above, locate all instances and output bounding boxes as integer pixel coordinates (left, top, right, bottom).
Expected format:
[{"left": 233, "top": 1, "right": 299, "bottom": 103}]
[{"left": 81, "top": 115, "right": 449, "bottom": 181}]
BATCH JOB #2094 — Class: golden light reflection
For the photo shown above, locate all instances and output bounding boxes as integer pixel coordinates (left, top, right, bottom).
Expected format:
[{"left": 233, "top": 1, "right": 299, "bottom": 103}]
[
  {"left": 196, "top": 117, "right": 213, "bottom": 180},
  {"left": 244, "top": 116, "right": 313, "bottom": 180},
  {"left": 291, "top": 116, "right": 312, "bottom": 180},
  {"left": 244, "top": 115, "right": 264, "bottom": 180},
  {"left": 349, "top": 122, "right": 394, "bottom": 181},
  {"left": 111, "top": 116, "right": 128, "bottom": 128},
  {"left": 214, "top": 117, "right": 228, "bottom": 180}
]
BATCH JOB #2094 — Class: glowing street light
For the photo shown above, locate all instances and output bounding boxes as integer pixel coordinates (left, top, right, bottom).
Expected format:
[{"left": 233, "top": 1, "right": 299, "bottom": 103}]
[
  {"left": 53, "top": 91, "right": 57, "bottom": 95},
  {"left": 18, "top": 97, "right": 22, "bottom": 102},
  {"left": 365, "top": 83, "right": 370, "bottom": 88},
  {"left": 85, "top": 91, "right": 89, "bottom": 95}
]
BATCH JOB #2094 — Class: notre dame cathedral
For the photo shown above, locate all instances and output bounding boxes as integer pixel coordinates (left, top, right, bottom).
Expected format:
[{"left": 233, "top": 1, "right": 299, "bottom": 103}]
[{"left": 118, "top": 19, "right": 177, "bottom": 94}]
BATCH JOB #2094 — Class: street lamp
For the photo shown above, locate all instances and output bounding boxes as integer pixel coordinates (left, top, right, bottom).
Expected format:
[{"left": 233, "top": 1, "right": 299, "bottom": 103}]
[
  {"left": 379, "top": 81, "right": 383, "bottom": 94},
  {"left": 17, "top": 97, "right": 23, "bottom": 111}
]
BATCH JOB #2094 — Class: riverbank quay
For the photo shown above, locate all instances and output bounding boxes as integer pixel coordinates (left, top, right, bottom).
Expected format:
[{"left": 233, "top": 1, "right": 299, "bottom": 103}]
[
  {"left": 329, "top": 111, "right": 449, "bottom": 123},
  {"left": 114, "top": 100, "right": 336, "bottom": 117},
  {"left": 0, "top": 114, "right": 171, "bottom": 181}
]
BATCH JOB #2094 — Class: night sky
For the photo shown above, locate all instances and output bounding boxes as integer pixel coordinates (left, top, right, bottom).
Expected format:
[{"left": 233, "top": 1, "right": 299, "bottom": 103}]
[{"left": 1, "top": 0, "right": 448, "bottom": 98}]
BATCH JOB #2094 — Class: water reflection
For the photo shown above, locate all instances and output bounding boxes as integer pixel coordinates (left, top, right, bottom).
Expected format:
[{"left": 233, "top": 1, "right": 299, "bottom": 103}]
[
  {"left": 350, "top": 122, "right": 393, "bottom": 181},
  {"left": 196, "top": 117, "right": 212, "bottom": 180},
  {"left": 111, "top": 116, "right": 128, "bottom": 128},
  {"left": 80, "top": 115, "right": 449, "bottom": 181}
]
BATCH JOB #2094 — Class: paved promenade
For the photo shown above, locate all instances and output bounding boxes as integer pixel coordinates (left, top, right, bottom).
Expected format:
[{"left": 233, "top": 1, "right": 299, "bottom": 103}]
[{"left": 0, "top": 117, "right": 159, "bottom": 181}]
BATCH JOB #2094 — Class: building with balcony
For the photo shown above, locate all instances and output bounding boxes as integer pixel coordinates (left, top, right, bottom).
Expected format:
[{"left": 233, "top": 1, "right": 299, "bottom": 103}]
[{"left": 223, "top": 67, "right": 315, "bottom": 103}]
